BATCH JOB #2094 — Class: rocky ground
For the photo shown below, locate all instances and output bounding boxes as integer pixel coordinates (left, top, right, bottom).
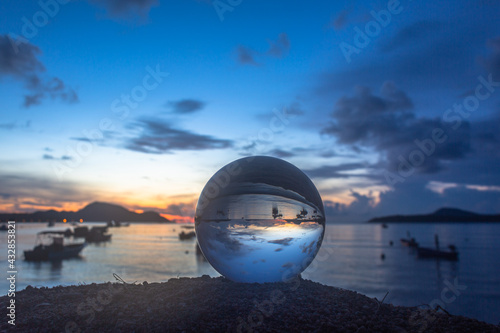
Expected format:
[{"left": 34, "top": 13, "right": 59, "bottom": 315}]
[{"left": 1, "top": 276, "right": 499, "bottom": 332}]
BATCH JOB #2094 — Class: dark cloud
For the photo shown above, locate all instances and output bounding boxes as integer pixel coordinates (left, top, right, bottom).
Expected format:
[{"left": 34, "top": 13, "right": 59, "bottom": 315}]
[
  {"left": 304, "top": 163, "right": 369, "bottom": 179},
  {"left": 0, "top": 120, "right": 31, "bottom": 131},
  {"left": 124, "top": 118, "right": 233, "bottom": 154},
  {"left": 268, "top": 237, "right": 294, "bottom": 246},
  {"left": 0, "top": 174, "right": 93, "bottom": 212},
  {"left": 88, "top": 0, "right": 158, "bottom": 18},
  {"left": 330, "top": 10, "right": 350, "bottom": 30},
  {"left": 267, "top": 33, "right": 290, "bottom": 58},
  {"left": 236, "top": 46, "right": 258, "bottom": 66},
  {"left": 24, "top": 76, "right": 78, "bottom": 107},
  {"left": 379, "top": 20, "right": 443, "bottom": 53},
  {"left": 267, "top": 149, "right": 295, "bottom": 158},
  {"left": 165, "top": 202, "right": 195, "bottom": 216},
  {"left": 479, "top": 36, "right": 500, "bottom": 81},
  {"left": 0, "top": 122, "right": 16, "bottom": 130},
  {"left": 0, "top": 36, "right": 44, "bottom": 75},
  {"left": 0, "top": 35, "right": 78, "bottom": 107},
  {"left": 321, "top": 82, "right": 472, "bottom": 174},
  {"left": 167, "top": 99, "right": 205, "bottom": 114},
  {"left": 236, "top": 33, "right": 290, "bottom": 66}
]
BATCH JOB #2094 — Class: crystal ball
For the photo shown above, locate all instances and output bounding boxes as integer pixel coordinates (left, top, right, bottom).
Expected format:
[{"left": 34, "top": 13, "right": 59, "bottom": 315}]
[{"left": 195, "top": 156, "right": 325, "bottom": 283}]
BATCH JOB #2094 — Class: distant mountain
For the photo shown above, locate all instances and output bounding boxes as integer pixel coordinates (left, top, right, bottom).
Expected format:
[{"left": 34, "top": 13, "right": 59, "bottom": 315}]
[
  {"left": 0, "top": 202, "right": 171, "bottom": 223},
  {"left": 368, "top": 207, "right": 500, "bottom": 223}
]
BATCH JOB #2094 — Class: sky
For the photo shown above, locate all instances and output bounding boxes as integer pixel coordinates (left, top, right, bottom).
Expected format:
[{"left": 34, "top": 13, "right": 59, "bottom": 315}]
[{"left": 0, "top": 0, "right": 499, "bottom": 223}]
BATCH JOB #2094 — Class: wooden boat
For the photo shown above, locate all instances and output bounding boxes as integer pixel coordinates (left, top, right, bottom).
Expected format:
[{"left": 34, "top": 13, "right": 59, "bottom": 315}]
[
  {"left": 73, "top": 226, "right": 112, "bottom": 242},
  {"left": 179, "top": 230, "right": 196, "bottom": 240},
  {"left": 107, "top": 220, "right": 130, "bottom": 227},
  {"left": 417, "top": 234, "right": 459, "bottom": 261},
  {"left": 417, "top": 246, "right": 458, "bottom": 261},
  {"left": 400, "top": 238, "right": 419, "bottom": 248},
  {"left": 87, "top": 226, "right": 112, "bottom": 242},
  {"left": 24, "top": 231, "right": 86, "bottom": 261},
  {"left": 400, "top": 231, "right": 419, "bottom": 247}
]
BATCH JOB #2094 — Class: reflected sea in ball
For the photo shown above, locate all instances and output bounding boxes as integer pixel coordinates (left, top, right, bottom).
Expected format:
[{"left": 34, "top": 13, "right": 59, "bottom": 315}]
[{"left": 195, "top": 156, "right": 325, "bottom": 283}]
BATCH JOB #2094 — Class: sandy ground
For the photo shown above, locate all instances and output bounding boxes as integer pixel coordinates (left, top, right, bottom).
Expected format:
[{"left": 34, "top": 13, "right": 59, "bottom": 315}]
[{"left": 1, "top": 276, "right": 499, "bottom": 332}]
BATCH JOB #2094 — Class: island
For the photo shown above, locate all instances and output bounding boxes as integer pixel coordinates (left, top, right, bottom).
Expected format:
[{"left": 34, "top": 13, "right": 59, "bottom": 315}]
[
  {"left": 0, "top": 201, "right": 171, "bottom": 223},
  {"left": 368, "top": 207, "right": 500, "bottom": 223}
]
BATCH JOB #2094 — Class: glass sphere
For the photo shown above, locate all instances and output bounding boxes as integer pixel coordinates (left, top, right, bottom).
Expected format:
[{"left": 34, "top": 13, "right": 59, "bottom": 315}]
[{"left": 195, "top": 156, "right": 325, "bottom": 283}]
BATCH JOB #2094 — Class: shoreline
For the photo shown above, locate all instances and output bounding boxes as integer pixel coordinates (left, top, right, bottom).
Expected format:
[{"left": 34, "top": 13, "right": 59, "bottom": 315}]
[{"left": 1, "top": 276, "right": 499, "bottom": 332}]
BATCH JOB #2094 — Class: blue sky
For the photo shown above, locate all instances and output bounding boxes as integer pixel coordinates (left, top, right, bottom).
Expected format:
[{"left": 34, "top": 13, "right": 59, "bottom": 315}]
[{"left": 1, "top": 0, "right": 499, "bottom": 222}]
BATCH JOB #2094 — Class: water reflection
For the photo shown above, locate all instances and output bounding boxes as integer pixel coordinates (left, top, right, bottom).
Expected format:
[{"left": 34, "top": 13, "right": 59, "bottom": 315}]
[{"left": 195, "top": 156, "right": 325, "bottom": 283}]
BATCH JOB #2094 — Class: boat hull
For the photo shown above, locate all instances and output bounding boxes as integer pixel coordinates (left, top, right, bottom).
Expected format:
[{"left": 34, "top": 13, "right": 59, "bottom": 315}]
[
  {"left": 24, "top": 243, "right": 86, "bottom": 261},
  {"left": 417, "top": 247, "right": 458, "bottom": 261}
]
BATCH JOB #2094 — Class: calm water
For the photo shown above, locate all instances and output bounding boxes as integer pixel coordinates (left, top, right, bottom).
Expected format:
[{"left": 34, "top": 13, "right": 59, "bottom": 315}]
[{"left": 1, "top": 222, "right": 499, "bottom": 324}]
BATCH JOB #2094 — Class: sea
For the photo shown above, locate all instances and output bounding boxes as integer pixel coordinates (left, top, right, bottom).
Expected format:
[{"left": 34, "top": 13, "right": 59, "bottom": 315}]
[{"left": 0, "top": 222, "right": 499, "bottom": 325}]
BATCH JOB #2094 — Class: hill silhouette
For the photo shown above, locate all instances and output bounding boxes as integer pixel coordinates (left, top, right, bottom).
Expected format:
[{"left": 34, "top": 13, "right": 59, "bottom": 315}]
[
  {"left": 368, "top": 207, "right": 500, "bottom": 223},
  {"left": 0, "top": 202, "right": 171, "bottom": 223}
]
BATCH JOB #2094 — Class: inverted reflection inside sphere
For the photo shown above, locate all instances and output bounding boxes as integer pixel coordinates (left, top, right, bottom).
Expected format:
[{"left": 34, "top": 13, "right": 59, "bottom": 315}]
[{"left": 195, "top": 156, "right": 325, "bottom": 283}]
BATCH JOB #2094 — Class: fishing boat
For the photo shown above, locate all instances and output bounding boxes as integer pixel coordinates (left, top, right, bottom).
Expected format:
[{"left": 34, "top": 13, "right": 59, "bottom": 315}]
[
  {"left": 400, "top": 231, "right": 419, "bottom": 248},
  {"left": 24, "top": 231, "right": 86, "bottom": 261},
  {"left": 87, "top": 226, "right": 112, "bottom": 242},
  {"left": 400, "top": 238, "right": 419, "bottom": 248},
  {"left": 417, "top": 246, "right": 458, "bottom": 261},
  {"left": 73, "top": 226, "right": 112, "bottom": 242},
  {"left": 272, "top": 205, "right": 283, "bottom": 219},
  {"left": 179, "top": 230, "right": 196, "bottom": 240},
  {"left": 296, "top": 208, "right": 308, "bottom": 219},
  {"left": 417, "top": 234, "right": 459, "bottom": 261}
]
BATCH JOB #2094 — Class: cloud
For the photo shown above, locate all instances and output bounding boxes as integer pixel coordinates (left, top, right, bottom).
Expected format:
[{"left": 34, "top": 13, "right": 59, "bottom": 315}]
[
  {"left": 43, "top": 154, "right": 73, "bottom": 161},
  {"left": 0, "top": 36, "right": 44, "bottom": 76},
  {"left": 165, "top": 202, "right": 195, "bottom": 217},
  {"left": 167, "top": 99, "right": 205, "bottom": 114},
  {"left": 0, "top": 35, "right": 78, "bottom": 107},
  {"left": 379, "top": 20, "right": 443, "bottom": 53},
  {"left": 0, "top": 120, "right": 31, "bottom": 131},
  {"left": 236, "top": 46, "right": 258, "bottom": 65},
  {"left": 304, "top": 163, "right": 369, "bottom": 179},
  {"left": 124, "top": 118, "right": 233, "bottom": 154},
  {"left": 0, "top": 173, "right": 93, "bottom": 212},
  {"left": 267, "top": 33, "right": 290, "bottom": 58},
  {"left": 88, "top": 0, "right": 158, "bottom": 18},
  {"left": 321, "top": 82, "right": 472, "bottom": 174},
  {"left": 236, "top": 33, "right": 290, "bottom": 66},
  {"left": 330, "top": 9, "right": 350, "bottom": 30},
  {"left": 479, "top": 36, "right": 500, "bottom": 81},
  {"left": 267, "top": 149, "right": 295, "bottom": 158},
  {"left": 269, "top": 237, "right": 294, "bottom": 246}
]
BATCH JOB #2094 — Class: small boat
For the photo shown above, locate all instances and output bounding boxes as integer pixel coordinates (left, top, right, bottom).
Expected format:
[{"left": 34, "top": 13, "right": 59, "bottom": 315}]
[
  {"left": 272, "top": 206, "right": 283, "bottom": 219},
  {"left": 107, "top": 220, "right": 129, "bottom": 227},
  {"left": 400, "top": 238, "right": 419, "bottom": 248},
  {"left": 296, "top": 208, "right": 308, "bottom": 219},
  {"left": 400, "top": 231, "right": 419, "bottom": 248},
  {"left": 381, "top": 223, "right": 388, "bottom": 228},
  {"left": 73, "top": 226, "right": 111, "bottom": 242},
  {"left": 0, "top": 224, "right": 7, "bottom": 231},
  {"left": 86, "top": 226, "right": 112, "bottom": 243},
  {"left": 417, "top": 234, "right": 459, "bottom": 261},
  {"left": 417, "top": 246, "right": 458, "bottom": 261},
  {"left": 47, "top": 221, "right": 55, "bottom": 227},
  {"left": 179, "top": 230, "right": 196, "bottom": 240},
  {"left": 24, "top": 231, "right": 86, "bottom": 261}
]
